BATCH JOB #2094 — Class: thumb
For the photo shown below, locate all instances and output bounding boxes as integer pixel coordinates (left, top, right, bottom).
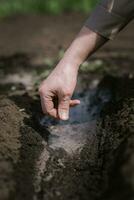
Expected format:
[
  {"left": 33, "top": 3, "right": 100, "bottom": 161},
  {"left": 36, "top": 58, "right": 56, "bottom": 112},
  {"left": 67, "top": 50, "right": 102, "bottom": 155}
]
[
  {"left": 70, "top": 99, "right": 80, "bottom": 107},
  {"left": 58, "top": 95, "right": 70, "bottom": 120}
]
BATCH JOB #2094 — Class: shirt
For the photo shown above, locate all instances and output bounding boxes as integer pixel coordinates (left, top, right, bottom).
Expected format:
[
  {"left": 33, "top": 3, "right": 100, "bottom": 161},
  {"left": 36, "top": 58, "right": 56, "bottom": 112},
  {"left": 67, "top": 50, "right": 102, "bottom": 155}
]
[{"left": 85, "top": 0, "right": 134, "bottom": 39}]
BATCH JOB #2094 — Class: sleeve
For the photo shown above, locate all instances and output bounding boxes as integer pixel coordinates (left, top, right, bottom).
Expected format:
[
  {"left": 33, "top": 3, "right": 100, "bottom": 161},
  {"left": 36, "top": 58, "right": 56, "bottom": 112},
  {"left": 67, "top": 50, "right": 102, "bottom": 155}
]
[{"left": 84, "top": 0, "right": 134, "bottom": 39}]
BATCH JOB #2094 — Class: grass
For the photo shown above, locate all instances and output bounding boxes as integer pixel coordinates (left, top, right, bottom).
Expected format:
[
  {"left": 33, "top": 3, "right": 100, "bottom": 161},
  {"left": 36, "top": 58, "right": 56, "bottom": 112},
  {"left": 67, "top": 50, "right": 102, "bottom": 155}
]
[{"left": 0, "top": 0, "right": 98, "bottom": 17}]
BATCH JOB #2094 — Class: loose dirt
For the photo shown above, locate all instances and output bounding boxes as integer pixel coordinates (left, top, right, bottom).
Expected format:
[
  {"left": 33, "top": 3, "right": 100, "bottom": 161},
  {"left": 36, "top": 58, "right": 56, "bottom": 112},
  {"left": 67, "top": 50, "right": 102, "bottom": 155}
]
[{"left": 0, "top": 14, "right": 134, "bottom": 200}]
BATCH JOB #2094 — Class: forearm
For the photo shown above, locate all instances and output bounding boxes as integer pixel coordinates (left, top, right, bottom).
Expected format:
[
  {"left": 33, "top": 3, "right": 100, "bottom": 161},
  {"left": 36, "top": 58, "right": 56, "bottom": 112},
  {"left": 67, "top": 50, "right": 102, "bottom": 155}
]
[
  {"left": 57, "top": 0, "right": 134, "bottom": 71},
  {"left": 58, "top": 26, "right": 107, "bottom": 71},
  {"left": 39, "top": 0, "right": 134, "bottom": 120},
  {"left": 40, "top": 27, "right": 107, "bottom": 120}
]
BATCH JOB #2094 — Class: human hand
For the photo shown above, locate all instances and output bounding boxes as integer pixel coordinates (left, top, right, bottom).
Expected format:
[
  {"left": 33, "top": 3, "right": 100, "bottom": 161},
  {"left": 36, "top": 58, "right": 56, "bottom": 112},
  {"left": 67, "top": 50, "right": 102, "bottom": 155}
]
[
  {"left": 39, "top": 26, "right": 106, "bottom": 120},
  {"left": 39, "top": 64, "right": 80, "bottom": 120}
]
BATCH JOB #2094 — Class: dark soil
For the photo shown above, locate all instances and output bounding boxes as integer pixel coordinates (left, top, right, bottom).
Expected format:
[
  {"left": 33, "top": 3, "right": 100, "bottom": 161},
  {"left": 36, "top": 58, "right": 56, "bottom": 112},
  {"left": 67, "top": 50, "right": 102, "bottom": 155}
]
[
  {"left": 0, "top": 14, "right": 134, "bottom": 200},
  {"left": 0, "top": 74, "right": 134, "bottom": 200},
  {"left": 0, "top": 14, "right": 133, "bottom": 59}
]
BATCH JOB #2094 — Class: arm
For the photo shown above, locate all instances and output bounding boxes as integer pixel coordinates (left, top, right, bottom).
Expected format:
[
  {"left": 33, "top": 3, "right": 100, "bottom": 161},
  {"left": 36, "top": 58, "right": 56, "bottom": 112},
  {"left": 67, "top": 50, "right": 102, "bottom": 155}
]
[
  {"left": 39, "top": 27, "right": 107, "bottom": 120},
  {"left": 39, "top": 0, "right": 134, "bottom": 120}
]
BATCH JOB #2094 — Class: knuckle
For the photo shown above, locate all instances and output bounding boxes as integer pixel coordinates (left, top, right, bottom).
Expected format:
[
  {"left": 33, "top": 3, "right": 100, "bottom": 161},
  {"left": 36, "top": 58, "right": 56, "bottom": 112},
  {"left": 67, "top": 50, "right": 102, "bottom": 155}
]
[
  {"left": 42, "top": 106, "right": 49, "bottom": 115},
  {"left": 44, "top": 105, "right": 51, "bottom": 114},
  {"left": 47, "top": 110, "right": 53, "bottom": 116},
  {"left": 59, "top": 106, "right": 68, "bottom": 111},
  {"left": 62, "top": 89, "right": 71, "bottom": 98},
  {"left": 62, "top": 96, "right": 70, "bottom": 103},
  {"left": 39, "top": 84, "right": 47, "bottom": 95},
  {"left": 39, "top": 86, "right": 44, "bottom": 95}
]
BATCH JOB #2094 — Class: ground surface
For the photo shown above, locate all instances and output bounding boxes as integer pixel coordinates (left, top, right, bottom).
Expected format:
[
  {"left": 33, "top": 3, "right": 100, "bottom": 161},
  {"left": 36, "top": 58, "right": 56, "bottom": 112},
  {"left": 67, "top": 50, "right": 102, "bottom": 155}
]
[
  {"left": 0, "top": 14, "right": 134, "bottom": 200},
  {"left": 0, "top": 13, "right": 134, "bottom": 59}
]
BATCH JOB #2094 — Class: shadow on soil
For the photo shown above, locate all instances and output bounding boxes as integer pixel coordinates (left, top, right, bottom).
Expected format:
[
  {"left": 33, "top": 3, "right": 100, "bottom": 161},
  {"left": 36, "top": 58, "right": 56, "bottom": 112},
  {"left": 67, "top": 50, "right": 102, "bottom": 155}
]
[
  {"left": 4, "top": 74, "right": 133, "bottom": 200},
  {"left": 0, "top": 53, "right": 134, "bottom": 200}
]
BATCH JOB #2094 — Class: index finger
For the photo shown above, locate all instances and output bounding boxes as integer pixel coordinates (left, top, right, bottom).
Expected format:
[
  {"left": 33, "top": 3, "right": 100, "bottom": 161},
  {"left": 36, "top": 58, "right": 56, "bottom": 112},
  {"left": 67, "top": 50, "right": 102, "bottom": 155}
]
[{"left": 40, "top": 94, "right": 58, "bottom": 119}]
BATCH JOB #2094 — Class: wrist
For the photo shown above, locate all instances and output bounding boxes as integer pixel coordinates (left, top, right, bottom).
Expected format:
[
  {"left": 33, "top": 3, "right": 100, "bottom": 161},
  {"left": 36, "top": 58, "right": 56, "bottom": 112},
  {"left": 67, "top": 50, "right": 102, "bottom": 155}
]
[{"left": 57, "top": 56, "right": 80, "bottom": 73}]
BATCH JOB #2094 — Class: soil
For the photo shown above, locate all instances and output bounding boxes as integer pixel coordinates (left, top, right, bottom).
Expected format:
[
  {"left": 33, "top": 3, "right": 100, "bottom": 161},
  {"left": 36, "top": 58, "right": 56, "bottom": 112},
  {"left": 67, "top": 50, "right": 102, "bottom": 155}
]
[
  {"left": 0, "top": 76, "right": 134, "bottom": 200},
  {"left": 0, "top": 14, "right": 134, "bottom": 200},
  {"left": 0, "top": 14, "right": 134, "bottom": 60}
]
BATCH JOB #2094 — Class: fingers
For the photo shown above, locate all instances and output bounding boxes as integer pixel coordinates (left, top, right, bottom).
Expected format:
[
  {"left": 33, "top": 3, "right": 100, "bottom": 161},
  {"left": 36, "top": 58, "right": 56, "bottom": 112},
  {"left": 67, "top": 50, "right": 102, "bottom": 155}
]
[
  {"left": 58, "top": 98, "right": 80, "bottom": 120},
  {"left": 41, "top": 96, "right": 58, "bottom": 118},
  {"left": 39, "top": 87, "right": 80, "bottom": 120},
  {"left": 70, "top": 99, "right": 80, "bottom": 107},
  {"left": 40, "top": 96, "right": 80, "bottom": 120},
  {"left": 39, "top": 89, "right": 58, "bottom": 118},
  {"left": 58, "top": 95, "right": 70, "bottom": 120}
]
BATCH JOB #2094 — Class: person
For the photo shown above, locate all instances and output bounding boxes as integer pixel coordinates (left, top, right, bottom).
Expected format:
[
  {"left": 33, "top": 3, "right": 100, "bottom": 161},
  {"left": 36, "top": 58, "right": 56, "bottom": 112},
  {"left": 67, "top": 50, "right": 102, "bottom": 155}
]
[{"left": 39, "top": 0, "right": 134, "bottom": 120}]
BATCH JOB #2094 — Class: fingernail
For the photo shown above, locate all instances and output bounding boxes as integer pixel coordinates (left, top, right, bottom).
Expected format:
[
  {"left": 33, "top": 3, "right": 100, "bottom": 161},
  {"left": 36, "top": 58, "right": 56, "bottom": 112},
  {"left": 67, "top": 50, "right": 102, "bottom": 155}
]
[{"left": 60, "top": 111, "right": 68, "bottom": 120}]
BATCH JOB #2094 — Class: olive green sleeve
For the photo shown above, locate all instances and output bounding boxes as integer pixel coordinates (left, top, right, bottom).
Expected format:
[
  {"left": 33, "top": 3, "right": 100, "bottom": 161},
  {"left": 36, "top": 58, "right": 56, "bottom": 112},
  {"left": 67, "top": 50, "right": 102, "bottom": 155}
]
[{"left": 85, "top": 0, "right": 134, "bottom": 39}]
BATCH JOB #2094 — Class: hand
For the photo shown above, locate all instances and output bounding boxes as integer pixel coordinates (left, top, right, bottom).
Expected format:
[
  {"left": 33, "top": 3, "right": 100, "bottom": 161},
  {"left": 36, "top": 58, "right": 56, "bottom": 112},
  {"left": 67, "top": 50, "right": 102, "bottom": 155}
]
[
  {"left": 39, "top": 26, "right": 106, "bottom": 120},
  {"left": 39, "top": 64, "right": 80, "bottom": 120}
]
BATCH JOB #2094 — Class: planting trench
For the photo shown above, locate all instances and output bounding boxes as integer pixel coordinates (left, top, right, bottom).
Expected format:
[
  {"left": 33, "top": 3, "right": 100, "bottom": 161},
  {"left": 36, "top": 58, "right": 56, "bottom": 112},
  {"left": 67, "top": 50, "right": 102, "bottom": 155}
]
[
  {"left": 0, "top": 13, "right": 134, "bottom": 200},
  {"left": 0, "top": 56, "right": 134, "bottom": 200}
]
